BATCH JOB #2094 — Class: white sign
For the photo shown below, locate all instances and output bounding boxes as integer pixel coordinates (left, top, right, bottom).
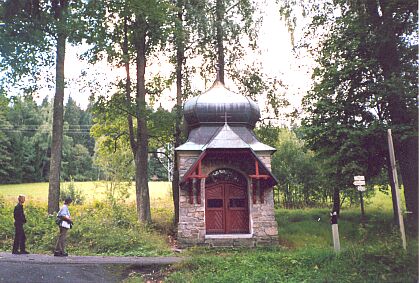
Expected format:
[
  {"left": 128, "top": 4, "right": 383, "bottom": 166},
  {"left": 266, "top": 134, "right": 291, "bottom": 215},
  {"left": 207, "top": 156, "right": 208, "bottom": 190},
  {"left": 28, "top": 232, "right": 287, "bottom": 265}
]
[
  {"left": 354, "top": 176, "right": 365, "bottom": 181},
  {"left": 353, "top": 180, "right": 366, "bottom": 186},
  {"left": 357, "top": 186, "right": 366, "bottom": 192}
]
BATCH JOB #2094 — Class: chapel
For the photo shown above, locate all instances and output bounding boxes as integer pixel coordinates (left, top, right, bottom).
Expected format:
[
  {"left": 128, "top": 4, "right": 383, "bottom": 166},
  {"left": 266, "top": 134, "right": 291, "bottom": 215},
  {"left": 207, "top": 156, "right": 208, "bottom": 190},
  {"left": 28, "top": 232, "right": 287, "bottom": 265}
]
[{"left": 176, "top": 78, "right": 279, "bottom": 247}]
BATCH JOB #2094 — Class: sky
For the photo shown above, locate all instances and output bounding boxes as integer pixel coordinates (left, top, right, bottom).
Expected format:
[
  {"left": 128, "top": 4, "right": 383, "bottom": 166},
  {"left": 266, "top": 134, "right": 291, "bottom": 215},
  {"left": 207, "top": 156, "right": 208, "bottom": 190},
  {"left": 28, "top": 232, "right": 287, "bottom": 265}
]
[{"left": 31, "top": 1, "right": 313, "bottom": 125}]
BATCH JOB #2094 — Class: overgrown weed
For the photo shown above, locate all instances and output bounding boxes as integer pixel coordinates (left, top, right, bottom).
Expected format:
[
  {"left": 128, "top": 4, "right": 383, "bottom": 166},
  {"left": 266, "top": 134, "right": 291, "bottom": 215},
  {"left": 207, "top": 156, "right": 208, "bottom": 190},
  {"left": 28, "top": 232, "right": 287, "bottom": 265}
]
[{"left": 0, "top": 200, "right": 173, "bottom": 256}]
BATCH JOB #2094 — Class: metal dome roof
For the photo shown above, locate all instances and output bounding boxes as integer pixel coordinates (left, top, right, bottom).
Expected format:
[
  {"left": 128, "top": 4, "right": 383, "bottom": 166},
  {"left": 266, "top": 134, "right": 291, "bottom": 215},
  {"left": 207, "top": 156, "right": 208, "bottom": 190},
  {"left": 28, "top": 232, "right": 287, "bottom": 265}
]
[{"left": 183, "top": 80, "right": 260, "bottom": 129}]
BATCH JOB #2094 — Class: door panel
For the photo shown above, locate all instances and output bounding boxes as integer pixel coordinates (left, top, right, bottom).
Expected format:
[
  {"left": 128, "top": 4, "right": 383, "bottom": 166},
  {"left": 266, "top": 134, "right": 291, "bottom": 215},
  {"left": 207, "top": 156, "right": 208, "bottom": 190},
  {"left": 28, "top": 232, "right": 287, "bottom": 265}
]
[
  {"left": 206, "top": 185, "right": 225, "bottom": 234},
  {"left": 206, "top": 182, "right": 249, "bottom": 234},
  {"left": 226, "top": 184, "right": 249, "bottom": 233}
]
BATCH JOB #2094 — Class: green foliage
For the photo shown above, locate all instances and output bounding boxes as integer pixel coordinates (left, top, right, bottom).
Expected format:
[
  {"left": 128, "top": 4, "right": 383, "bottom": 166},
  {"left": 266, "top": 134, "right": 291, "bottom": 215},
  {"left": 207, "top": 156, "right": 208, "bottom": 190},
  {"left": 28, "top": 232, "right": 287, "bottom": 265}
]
[
  {"left": 0, "top": 94, "right": 14, "bottom": 182},
  {"left": 0, "top": 95, "right": 96, "bottom": 183},
  {"left": 0, "top": 0, "right": 54, "bottom": 91},
  {"left": 167, "top": 243, "right": 417, "bottom": 283},
  {"left": 256, "top": 125, "right": 330, "bottom": 208},
  {"left": 167, "top": 207, "right": 418, "bottom": 282},
  {"left": 280, "top": 0, "right": 418, "bottom": 217},
  {"left": 60, "top": 178, "right": 85, "bottom": 205},
  {"left": 0, "top": 200, "right": 172, "bottom": 256},
  {"left": 103, "top": 180, "right": 131, "bottom": 206},
  {"left": 91, "top": 99, "right": 177, "bottom": 182}
]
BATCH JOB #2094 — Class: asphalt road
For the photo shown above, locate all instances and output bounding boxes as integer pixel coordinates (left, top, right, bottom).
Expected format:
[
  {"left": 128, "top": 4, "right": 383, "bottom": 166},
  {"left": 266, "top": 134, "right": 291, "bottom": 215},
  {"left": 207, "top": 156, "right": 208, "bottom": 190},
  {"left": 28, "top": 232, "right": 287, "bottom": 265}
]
[
  {"left": 0, "top": 262, "right": 122, "bottom": 283},
  {"left": 0, "top": 252, "right": 182, "bottom": 283}
]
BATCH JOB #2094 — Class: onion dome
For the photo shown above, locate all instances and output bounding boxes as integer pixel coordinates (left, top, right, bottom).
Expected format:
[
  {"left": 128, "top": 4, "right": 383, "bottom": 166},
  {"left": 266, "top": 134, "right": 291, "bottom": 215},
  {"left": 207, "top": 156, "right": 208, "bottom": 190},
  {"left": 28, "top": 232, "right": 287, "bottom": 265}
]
[{"left": 183, "top": 80, "right": 260, "bottom": 129}]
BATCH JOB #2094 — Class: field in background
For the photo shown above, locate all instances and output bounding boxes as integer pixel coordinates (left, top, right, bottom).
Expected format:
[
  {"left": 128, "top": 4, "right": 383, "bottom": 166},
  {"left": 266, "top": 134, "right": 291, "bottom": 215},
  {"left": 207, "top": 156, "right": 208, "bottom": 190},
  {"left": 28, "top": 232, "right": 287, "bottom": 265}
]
[
  {"left": 0, "top": 182, "right": 405, "bottom": 221},
  {"left": 0, "top": 182, "right": 403, "bottom": 212},
  {"left": 0, "top": 181, "right": 172, "bottom": 206}
]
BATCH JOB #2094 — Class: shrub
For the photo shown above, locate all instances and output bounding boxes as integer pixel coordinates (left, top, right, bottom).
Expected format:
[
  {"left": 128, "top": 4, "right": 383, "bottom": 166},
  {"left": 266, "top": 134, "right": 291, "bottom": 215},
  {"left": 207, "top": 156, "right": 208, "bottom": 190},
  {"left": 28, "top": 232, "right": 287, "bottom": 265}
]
[
  {"left": 60, "top": 177, "right": 85, "bottom": 205},
  {"left": 0, "top": 200, "right": 173, "bottom": 256}
]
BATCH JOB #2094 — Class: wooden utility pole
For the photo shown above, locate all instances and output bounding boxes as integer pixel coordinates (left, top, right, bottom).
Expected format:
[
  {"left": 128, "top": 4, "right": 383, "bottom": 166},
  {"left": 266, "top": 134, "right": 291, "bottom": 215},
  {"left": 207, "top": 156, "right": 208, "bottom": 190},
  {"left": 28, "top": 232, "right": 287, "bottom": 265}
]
[{"left": 387, "top": 129, "right": 407, "bottom": 250}]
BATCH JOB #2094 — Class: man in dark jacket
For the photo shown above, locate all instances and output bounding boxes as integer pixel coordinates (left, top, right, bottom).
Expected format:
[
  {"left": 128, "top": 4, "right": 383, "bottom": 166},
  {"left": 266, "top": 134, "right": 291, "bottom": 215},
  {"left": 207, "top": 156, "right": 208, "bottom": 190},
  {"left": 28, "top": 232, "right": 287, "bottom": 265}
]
[{"left": 12, "top": 195, "right": 29, "bottom": 254}]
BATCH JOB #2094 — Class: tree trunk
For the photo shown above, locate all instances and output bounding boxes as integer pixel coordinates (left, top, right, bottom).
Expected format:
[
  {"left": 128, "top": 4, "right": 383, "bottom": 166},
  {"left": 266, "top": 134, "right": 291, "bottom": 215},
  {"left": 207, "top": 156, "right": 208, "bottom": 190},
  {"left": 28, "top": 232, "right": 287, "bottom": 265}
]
[
  {"left": 135, "top": 18, "right": 151, "bottom": 223},
  {"left": 397, "top": 137, "right": 418, "bottom": 226},
  {"left": 367, "top": 0, "right": 418, "bottom": 226},
  {"left": 123, "top": 16, "right": 136, "bottom": 155},
  {"left": 215, "top": 0, "right": 225, "bottom": 83},
  {"left": 172, "top": 1, "right": 184, "bottom": 225},
  {"left": 332, "top": 187, "right": 340, "bottom": 215},
  {"left": 48, "top": 1, "right": 67, "bottom": 214}
]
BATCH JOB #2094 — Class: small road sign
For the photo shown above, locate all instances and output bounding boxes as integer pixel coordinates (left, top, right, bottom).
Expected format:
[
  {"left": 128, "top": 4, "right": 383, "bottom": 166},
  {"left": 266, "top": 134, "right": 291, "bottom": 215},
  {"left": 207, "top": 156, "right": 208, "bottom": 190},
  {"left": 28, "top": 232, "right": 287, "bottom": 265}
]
[
  {"left": 353, "top": 180, "right": 366, "bottom": 186},
  {"left": 357, "top": 186, "right": 366, "bottom": 192},
  {"left": 354, "top": 175, "right": 365, "bottom": 181}
]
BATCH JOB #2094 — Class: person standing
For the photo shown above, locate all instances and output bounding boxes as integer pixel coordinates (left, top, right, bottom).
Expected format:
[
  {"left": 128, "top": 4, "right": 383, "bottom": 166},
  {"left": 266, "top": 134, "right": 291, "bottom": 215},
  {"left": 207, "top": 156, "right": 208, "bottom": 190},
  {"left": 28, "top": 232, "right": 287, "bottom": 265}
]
[
  {"left": 54, "top": 197, "right": 73, "bottom": 257},
  {"left": 12, "top": 195, "right": 29, "bottom": 255}
]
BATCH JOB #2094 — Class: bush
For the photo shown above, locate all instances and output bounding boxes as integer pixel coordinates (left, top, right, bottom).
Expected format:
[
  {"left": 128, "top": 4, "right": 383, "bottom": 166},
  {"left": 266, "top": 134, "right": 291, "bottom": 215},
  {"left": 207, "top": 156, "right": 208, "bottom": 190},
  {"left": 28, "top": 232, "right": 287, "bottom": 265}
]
[
  {"left": 0, "top": 200, "right": 173, "bottom": 256},
  {"left": 60, "top": 177, "right": 85, "bottom": 205}
]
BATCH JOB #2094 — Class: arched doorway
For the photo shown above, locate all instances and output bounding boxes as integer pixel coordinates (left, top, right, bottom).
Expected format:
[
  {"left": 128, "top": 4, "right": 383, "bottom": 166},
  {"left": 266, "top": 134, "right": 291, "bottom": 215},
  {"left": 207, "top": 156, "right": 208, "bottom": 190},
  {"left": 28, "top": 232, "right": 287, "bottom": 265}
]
[{"left": 205, "top": 168, "right": 249, "bottom": 234}]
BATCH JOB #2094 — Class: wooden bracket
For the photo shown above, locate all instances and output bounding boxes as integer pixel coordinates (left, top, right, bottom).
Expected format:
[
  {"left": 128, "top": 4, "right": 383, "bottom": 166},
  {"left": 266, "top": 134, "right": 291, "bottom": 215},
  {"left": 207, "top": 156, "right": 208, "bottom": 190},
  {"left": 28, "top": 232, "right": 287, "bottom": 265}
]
[
  {"left": 189, "top": 180, "right": 194, "bottom": 204},
  {"left": 260, "top": 187, "right": 264, "bottom": 203},
  {"left": 196, "top": 179, "right": 201, "bottom": 204},
  {"left": 249, "top": 159, "right": 270, "bottom": 180},
  {"left": 252, "top": 180, "right": 257, "bottom": 204},
  {"left": 187, "top": 159, "right": 207, "bottom": 179}
]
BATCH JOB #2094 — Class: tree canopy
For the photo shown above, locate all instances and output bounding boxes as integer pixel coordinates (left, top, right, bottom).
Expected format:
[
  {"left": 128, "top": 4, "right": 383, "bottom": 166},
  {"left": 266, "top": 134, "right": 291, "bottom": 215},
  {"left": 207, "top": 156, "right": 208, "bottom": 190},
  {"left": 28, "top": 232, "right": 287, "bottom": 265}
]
[{"left": 280, "top": 0, "right": 417, "bottom": 223}]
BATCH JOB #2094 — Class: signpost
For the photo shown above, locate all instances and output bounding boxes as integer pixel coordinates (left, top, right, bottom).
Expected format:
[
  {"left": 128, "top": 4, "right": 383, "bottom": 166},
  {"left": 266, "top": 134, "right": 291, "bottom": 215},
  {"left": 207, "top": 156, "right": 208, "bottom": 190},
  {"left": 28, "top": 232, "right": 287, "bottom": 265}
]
[
  {"left": 353, "top": 176, "right": 366, "bottom": 220},
  {"left": 387, "top": 129, "right": 407, "bottom": 250}
]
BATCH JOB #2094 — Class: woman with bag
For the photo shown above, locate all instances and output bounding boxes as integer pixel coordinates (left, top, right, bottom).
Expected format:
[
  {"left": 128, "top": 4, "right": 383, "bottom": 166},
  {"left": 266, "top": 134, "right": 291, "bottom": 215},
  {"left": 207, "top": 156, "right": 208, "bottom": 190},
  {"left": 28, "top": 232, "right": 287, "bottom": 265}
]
[{"left": 54, "top": 197, "right": 73, "bottom": 257}]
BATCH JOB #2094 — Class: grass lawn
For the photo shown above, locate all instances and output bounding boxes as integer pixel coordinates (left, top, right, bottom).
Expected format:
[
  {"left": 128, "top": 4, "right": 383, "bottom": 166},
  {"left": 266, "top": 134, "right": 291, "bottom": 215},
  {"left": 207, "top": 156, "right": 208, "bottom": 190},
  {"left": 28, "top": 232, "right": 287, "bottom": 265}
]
[
  {"left": 0, "top": 181, "right": 172, "bottom": 206},
  {"left": 164, "top": 188, "right": 417, "bottom": 282},
  {"left": 165, "top": 203, "right": 417, "bottom": 282}
]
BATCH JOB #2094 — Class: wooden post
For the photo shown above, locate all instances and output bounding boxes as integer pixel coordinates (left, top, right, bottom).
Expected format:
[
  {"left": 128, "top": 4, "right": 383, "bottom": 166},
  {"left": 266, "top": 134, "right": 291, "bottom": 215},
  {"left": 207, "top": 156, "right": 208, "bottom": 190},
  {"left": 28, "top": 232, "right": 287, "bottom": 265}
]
[
  {"left": 196, "top": 179, "right": 201, "bottom": 205},
  {"left": 359, "top": 191, "right": 365, "bottom": 221},
  {"left": 331, "top": 211, "right": 340, "bottom": 252},
  {"left": 387, "top": 129, "right": 407, "bottom": 250},
  {"left": 252, "top": 180, "right": 257, "bottom": 204}
]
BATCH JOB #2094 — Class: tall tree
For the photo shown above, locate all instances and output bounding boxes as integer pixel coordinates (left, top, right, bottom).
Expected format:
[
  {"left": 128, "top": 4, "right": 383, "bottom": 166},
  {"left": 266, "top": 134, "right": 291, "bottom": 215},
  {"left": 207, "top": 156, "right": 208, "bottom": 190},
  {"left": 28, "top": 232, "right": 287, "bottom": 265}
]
[
  {"left": 48, "top": 0, "right": 69, "bottom": 213},
  {"left": 280, "top": 0, "right": 417, "bottom": 223},
  {"left": 0, "top": 0, "right": 81, "bottom": 213},
  {"left": 7, "top": 96, "right": 45, "bottom": 182},
  {"left": 191, "top": 0, "right": 259, "bottom": 82},
  {"left": 82, "top": 0, "right": 173, "bottom": 222},
  {"left": 0, "top": 93, "right": 14, "bottom": 183},
  {"left": 193, "top": 0, "right": 287, "bottom": 118},
  {"left": 171, "top": 0, "right": 185, "bottom": 224}
]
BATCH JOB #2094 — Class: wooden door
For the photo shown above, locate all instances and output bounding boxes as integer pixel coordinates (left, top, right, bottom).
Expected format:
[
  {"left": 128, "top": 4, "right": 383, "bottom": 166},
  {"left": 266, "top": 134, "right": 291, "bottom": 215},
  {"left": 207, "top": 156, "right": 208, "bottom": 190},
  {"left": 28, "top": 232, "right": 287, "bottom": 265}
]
[{"left": 206, "top": 182, "right": 249, "bottom": 234}]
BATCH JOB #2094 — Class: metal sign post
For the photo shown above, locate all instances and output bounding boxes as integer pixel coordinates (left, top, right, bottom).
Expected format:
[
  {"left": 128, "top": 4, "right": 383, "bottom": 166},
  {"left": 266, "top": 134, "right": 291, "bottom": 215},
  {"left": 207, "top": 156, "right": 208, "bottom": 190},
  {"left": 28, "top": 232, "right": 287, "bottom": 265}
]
[{"left": 353, "top": 176, "right": 366, "bottom": 220}]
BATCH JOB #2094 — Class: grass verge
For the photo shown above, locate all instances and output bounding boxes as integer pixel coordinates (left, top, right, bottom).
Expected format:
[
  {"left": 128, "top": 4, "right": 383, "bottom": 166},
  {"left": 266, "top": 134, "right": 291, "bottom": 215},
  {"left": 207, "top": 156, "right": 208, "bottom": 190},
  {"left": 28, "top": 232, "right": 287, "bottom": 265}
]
[{"left": 0, "top": 198, "right": 173, "bottom": 256}]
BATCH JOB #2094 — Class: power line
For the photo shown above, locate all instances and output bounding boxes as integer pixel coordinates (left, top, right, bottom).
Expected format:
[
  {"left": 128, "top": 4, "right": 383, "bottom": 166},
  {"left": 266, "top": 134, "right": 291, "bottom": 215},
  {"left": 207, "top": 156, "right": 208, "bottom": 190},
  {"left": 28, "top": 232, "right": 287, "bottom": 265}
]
[
  {"left": 0, "top": 124, "right": 94, "bottom": 127},
  {"left": 0, "top": 129, "right": 92, "bottom": 134}
]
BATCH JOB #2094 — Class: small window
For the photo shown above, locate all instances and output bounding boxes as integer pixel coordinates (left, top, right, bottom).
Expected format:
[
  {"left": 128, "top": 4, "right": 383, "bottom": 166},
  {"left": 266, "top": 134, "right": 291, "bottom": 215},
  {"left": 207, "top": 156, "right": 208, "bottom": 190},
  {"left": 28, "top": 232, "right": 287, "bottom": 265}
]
[
  {"left": 208, "top": 199, "right": 223, "bottom": 208},
  {"left": 229, "top": 199, "right": 245, "bottom": 208},
  {"left": 206, "top": 168, "right": 247, "bottom": 186}
]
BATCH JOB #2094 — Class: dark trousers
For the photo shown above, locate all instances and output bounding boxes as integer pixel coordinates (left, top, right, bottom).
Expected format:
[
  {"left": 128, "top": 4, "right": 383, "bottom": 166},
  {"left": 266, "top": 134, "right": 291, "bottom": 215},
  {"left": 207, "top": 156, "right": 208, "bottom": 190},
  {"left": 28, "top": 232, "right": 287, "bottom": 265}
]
[
  {"left": 12, "top": 224, "right": 26, "bottom": 253},
  {"left": 55, "top": 227, "right": 68, "bottom": 254}
]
